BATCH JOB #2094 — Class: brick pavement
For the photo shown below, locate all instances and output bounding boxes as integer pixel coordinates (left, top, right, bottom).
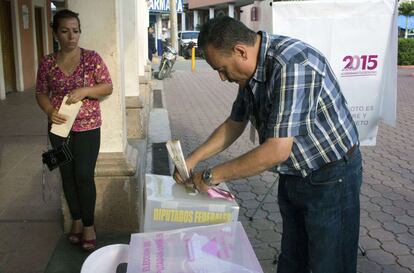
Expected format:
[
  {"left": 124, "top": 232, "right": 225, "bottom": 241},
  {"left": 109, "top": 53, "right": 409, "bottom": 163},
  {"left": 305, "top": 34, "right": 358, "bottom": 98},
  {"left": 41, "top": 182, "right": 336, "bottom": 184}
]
[
  {"left": 0, "top": 91, "right": 62, "bottom": 273},
  {"left": 163, "top": 63, "right": 414, "bottom": 273}
]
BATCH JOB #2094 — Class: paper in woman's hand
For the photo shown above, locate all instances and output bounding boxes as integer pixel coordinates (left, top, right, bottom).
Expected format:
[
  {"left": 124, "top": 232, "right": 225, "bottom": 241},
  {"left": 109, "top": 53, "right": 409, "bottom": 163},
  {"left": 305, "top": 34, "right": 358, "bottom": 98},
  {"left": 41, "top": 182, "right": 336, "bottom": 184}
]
[{"left": 50, "top": 95, "right": 82, "bottom": 137}]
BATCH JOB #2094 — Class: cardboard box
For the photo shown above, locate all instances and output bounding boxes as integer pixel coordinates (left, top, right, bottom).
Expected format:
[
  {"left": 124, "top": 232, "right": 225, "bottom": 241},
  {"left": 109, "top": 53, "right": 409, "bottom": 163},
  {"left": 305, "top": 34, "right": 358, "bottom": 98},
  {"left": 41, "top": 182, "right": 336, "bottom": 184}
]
[
  {"left": 127, "top": 222, "right": 264, "bottom": 273},
  {"left": 143, "top": 174, "right": 239, "bottom": 232}
]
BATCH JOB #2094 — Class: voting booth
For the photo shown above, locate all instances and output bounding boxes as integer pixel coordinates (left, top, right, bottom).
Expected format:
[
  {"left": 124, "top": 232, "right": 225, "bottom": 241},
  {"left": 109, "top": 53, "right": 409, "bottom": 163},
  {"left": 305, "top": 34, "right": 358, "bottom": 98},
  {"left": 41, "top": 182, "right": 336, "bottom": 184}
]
[{"left": 143, "top": 174, "right": 239, "bottom": 232}]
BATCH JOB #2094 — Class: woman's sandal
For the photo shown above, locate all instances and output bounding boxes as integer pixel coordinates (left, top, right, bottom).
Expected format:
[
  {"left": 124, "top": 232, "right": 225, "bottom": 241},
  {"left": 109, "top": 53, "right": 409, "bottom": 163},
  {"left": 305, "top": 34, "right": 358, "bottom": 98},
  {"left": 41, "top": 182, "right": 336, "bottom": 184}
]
[
  {"left": 68, "top": 233, "right": 82, "bottom": 244},
  {"left": 81, "top": 238, "right": 97, "bottom": 252}
]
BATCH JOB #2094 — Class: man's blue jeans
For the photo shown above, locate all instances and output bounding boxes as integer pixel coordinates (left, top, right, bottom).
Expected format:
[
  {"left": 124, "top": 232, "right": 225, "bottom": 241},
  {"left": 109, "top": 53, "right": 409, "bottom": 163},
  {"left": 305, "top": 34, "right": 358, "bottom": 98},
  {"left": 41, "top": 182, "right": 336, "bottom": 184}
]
[{"left": 277, "top": 147, "right": 363, "bottom": 273}]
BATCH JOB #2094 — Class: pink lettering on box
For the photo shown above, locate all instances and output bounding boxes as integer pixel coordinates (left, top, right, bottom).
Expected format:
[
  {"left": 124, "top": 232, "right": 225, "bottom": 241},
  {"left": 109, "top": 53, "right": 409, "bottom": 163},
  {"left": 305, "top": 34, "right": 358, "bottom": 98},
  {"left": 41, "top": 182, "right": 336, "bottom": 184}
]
[
  {"left": 155, "top": 233, "right": 165, "bottom": 272},
  {"left": 142, "top": 240, "right": 151, "bottom": 272}
]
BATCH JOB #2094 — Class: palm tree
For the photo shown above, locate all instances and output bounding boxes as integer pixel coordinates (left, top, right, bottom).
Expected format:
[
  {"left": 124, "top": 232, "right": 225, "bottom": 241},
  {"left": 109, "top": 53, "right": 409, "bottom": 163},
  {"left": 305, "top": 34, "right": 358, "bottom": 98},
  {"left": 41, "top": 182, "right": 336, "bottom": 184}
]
[{"left": 399, "top": 1, "right": 414, "bottom": 38}]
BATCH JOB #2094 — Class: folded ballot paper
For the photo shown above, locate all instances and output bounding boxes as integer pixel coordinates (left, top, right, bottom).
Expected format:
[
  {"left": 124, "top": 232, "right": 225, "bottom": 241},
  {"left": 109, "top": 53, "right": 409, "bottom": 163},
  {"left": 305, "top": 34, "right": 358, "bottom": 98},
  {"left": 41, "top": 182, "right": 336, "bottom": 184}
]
[
  {"left": 127, "top": 222, "right": 264, "bottom": 273},
  {"left": 50, "top": 95, "right": 82, "bottom": 137},
  {"left": 166, "top": 140, "right": 190, "bottom": 180},
  {"left": 166, "top": 140, "right": 236, "bottom": 201},
  {"left": 166, "top": 140, "right": 197, "bottom": 195}
]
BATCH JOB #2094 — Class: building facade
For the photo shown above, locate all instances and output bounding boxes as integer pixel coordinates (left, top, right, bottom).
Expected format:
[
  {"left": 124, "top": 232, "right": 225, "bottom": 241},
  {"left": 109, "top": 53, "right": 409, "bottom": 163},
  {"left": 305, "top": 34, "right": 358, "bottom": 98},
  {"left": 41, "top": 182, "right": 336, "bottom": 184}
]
[
  {"left": 0, "top": 0, "right": 53, "bottom": 100},
  {"left": 187, "top": 0, "right": 254, "bottom": 29}
]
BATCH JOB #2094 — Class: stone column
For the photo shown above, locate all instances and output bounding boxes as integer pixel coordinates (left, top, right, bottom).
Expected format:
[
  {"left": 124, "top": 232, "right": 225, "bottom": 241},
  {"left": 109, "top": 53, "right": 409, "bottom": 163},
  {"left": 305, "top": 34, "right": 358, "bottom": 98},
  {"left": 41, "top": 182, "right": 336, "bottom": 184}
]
[
  {"left": 137, "top": 0, "right": 149, "bottom": 77},
  {"left": 156, "top": 14, "right": 162, "bottom": 53},
  {"left": 0, "top": 33, "right": 5, "bottom": 100},
  {"left": 66, "top": 0, "right": 139, "bottom": 233},
  {"left": 122, "top": 0, "right": 138, "bottom": 98},
  {"left": 209, "top": 7, "right": 214, "bottom": 19},
  {"left": 228, "top": 4, "right": 235, "bottom": 18},
  {"left": 193, "top": 10, "right": 199, "bottom": 30},
  {"left": 181, "top": 10, "right": 186, "bottom": 31},
  {"left": 137, "top": 0, "right": 152, "bottom": 117},
  {"left": 170, "top": 0, "right": 178, "bottom": 51}
]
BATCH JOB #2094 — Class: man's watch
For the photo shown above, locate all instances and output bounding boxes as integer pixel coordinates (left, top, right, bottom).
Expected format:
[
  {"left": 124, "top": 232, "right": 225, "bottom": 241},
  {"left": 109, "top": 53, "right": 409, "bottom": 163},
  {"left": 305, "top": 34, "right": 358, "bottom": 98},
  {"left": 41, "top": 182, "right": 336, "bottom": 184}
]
[{"left": 202, "top": 168, "right": 214, "bottom": 187}]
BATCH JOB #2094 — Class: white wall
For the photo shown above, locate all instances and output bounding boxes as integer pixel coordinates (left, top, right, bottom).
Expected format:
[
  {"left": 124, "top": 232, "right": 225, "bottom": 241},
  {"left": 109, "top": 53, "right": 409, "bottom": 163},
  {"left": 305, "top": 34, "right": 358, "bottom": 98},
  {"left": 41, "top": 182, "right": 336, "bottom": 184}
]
[{"left": 68, "top": 0, "right": 126, "bottom": 153}]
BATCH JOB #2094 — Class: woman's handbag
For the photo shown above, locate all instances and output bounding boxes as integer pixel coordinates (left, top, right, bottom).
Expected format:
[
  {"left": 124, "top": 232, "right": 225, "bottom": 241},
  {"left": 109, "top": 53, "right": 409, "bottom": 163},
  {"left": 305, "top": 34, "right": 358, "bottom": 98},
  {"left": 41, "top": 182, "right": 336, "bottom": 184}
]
[{"left": 42, "top": 135, "right": 73, "bottom": 171}]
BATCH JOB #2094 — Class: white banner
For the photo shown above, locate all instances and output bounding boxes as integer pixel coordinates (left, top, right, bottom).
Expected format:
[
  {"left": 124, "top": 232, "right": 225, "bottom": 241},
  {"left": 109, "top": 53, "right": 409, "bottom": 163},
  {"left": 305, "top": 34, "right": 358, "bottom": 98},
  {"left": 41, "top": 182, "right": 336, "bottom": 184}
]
[{"left": 271, "top": 0, "right": 397, "bottom": 145}]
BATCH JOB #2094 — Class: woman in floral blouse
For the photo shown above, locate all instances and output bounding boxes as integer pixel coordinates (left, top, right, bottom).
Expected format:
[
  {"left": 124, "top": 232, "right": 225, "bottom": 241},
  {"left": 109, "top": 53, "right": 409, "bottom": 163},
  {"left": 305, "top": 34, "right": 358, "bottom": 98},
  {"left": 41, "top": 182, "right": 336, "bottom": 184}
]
[{"left": 36, "top": 9, "right": 112, "bottom": 252}]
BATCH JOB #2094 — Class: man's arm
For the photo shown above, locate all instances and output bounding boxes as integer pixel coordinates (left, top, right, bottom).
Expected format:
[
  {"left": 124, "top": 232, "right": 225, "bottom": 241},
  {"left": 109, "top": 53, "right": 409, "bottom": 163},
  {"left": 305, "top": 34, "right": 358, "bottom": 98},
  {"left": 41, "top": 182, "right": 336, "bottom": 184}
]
[
  {"left": 213, "top": 137, "right": 292, "bottom": 182},
  {"left": 189, "top": 137, "right": 293, "bottom": 192},
  {"left": 174, "top": 118, "right": 247, "bottom": 183},
  {"left": 188, "top": 118, "right": 247, "bottom": 162}
]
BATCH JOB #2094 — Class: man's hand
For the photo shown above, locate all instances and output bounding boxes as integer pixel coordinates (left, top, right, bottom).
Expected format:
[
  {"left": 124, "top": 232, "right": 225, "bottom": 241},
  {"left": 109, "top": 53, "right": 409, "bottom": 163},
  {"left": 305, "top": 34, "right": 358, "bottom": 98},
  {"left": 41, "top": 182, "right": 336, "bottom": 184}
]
[
  {"left": 172, "top": 157, "right": 198, "bottom": 184},
  {"left": 173, "top": 166, "right": 185, "bottom": 184},
  {"left": 66, "top": 87, "right": 88, "bottom": 104},
  {"left": 185, "top": 171, "right": 210, "bottom": 193}
]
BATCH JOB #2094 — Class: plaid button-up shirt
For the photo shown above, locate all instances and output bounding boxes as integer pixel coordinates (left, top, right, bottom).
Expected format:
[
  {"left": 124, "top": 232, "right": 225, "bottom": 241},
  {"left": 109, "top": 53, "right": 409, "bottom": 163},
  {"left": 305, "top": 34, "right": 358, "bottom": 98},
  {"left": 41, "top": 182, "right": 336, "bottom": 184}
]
[{"left": 230, "top": 32, "right": 359, "bottom": 177}]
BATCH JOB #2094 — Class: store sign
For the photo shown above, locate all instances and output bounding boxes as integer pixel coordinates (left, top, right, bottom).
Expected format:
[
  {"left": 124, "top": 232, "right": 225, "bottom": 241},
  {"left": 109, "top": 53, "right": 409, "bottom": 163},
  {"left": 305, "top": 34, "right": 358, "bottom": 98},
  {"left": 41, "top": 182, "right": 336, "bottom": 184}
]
[
  {"left": 272, "top": 0, "right": 397, "bottom": 146},
  {"left": 149, "top": 0, "right": 183, "bottom": 13}
]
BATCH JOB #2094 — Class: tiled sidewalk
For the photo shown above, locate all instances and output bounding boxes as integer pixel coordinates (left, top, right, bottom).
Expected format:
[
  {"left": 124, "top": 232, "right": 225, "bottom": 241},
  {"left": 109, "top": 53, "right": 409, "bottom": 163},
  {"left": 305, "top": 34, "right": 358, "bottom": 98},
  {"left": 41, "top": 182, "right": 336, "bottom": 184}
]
[{"left": 163, "top": 65, "right": 414, "bottom": 273}]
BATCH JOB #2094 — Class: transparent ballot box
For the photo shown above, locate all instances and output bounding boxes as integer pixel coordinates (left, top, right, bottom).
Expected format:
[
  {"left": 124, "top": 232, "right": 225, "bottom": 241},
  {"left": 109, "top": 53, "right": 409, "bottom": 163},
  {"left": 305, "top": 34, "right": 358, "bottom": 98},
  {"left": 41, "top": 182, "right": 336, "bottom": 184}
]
[{"left": 127, "top": 222, "right": 264, "bottom": 273}]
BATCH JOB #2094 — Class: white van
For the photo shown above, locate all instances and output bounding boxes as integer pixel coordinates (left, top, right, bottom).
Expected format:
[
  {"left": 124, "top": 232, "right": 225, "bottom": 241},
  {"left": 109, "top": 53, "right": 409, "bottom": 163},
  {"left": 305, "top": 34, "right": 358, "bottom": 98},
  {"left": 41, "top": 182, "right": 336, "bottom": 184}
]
[{"left": 178, "top": 31, "right": 199, "bottom": 53}]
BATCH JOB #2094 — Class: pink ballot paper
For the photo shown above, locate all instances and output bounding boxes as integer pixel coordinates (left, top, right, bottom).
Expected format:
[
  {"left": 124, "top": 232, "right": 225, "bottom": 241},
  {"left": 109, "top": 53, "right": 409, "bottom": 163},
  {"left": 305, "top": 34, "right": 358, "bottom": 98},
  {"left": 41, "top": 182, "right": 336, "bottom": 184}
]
[
  {"left": 127, "top": 222, "right": 264, "bottom": 273},
  {"left": 50, "top": 95, "right": 82, "bottom": 137}
]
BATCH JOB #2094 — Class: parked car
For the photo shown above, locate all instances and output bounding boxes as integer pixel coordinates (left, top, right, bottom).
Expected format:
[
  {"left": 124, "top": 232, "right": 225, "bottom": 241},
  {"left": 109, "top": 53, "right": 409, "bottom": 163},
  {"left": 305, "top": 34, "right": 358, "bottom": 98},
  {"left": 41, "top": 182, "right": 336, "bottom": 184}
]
[{"left": 178, "top": 31, "right": 199, "bottom": 56}]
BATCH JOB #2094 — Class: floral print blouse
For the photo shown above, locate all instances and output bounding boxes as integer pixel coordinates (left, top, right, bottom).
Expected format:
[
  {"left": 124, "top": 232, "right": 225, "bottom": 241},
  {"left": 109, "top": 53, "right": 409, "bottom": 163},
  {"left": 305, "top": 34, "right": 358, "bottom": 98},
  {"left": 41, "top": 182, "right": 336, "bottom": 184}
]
[{"left": 36, "top": 48, "right": 112, "bottom": 132}]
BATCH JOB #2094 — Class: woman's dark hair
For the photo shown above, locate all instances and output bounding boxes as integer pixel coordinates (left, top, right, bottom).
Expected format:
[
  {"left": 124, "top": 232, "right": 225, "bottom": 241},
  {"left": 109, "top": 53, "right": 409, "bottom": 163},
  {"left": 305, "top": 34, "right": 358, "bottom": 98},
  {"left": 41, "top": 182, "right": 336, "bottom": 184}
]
[
  {"left": 198, "top": 16, "right": 256, "bottom": 53},
  {"left": 50, "top": 9, "right": 81, "bottom": 33}
]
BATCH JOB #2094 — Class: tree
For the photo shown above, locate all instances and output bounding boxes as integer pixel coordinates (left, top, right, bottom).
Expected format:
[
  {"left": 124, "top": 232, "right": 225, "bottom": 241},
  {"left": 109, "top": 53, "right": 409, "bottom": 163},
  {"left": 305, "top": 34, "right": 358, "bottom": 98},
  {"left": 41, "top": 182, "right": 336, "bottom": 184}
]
[{"left": 399, "top": 1, "right": 414, "bottom": 38}]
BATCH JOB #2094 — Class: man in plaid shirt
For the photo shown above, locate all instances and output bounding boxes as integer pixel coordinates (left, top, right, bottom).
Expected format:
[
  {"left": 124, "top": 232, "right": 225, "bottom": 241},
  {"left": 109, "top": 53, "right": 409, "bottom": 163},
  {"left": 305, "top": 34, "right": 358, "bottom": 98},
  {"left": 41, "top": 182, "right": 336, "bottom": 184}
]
[{"left": 174, "top": 16, "right": 362, "bottom": 273}]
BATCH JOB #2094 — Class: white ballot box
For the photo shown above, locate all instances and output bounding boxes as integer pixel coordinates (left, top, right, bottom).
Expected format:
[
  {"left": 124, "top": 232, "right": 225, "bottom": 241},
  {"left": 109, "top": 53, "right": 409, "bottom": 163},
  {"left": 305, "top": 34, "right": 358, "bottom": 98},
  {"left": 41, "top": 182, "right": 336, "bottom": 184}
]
[
  {"left": 143, "top": 174, "right": 239, "bottom": 232},
  {"left": 127, "top": 222, "right": 264, "bottom": 273}
]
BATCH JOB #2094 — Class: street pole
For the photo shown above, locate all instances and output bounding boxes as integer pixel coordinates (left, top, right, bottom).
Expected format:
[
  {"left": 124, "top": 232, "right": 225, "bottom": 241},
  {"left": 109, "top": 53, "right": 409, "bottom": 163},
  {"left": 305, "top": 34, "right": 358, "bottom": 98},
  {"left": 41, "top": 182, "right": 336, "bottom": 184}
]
[{"left": 170, "top": 0, "right": 178, "bottom": 51}]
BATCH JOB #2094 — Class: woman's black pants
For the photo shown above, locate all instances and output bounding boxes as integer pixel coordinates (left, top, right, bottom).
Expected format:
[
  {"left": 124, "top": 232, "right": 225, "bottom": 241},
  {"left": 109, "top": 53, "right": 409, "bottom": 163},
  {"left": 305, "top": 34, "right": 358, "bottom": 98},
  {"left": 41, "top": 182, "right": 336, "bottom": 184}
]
[{"left": 49, "top": 128, "right": 100, "bottom": 227}]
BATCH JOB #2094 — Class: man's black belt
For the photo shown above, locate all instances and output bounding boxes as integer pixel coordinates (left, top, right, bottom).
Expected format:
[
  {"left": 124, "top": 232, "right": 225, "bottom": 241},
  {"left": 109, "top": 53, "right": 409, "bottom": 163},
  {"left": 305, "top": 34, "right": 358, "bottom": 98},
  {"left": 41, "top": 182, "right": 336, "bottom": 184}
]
[{"left": 322, "top": 144, "right": 357, "bottom": 169}]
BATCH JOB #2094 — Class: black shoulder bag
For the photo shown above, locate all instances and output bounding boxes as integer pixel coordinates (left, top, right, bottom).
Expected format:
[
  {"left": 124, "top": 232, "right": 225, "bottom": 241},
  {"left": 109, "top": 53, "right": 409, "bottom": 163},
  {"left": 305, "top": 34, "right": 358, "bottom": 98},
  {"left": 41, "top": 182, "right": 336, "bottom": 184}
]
[{"left": 42, "top": 135, "right": 73, "bottom": 171}]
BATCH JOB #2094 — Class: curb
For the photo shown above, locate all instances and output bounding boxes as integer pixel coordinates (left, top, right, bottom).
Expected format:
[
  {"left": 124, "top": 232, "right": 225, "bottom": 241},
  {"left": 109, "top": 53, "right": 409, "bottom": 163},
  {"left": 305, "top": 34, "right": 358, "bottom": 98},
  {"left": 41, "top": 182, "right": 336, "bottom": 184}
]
[
  {"left": 146, "top": 79, "right": 173, "bottom": 175},
  {"left": 398, "top": 65, "right": 414, "bottom": 69}
]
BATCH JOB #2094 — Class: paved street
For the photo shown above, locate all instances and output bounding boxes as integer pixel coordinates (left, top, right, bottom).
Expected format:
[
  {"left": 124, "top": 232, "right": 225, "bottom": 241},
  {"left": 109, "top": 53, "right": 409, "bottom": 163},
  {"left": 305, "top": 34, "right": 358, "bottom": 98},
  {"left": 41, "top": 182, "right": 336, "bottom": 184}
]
[{"left": 163, "top": 60, "right": 414, "bottom": 273}]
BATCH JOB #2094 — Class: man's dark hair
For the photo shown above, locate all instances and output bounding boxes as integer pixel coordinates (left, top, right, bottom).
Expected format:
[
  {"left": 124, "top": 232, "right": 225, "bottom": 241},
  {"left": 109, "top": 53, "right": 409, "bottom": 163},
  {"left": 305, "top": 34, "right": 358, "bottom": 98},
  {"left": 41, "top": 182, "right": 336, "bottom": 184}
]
[
  {"left": 51, "top": 9, "right": 81, "bottom": 33},
  {"left": 198, "top": 16, "right": 256, "bottom": 53}
]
